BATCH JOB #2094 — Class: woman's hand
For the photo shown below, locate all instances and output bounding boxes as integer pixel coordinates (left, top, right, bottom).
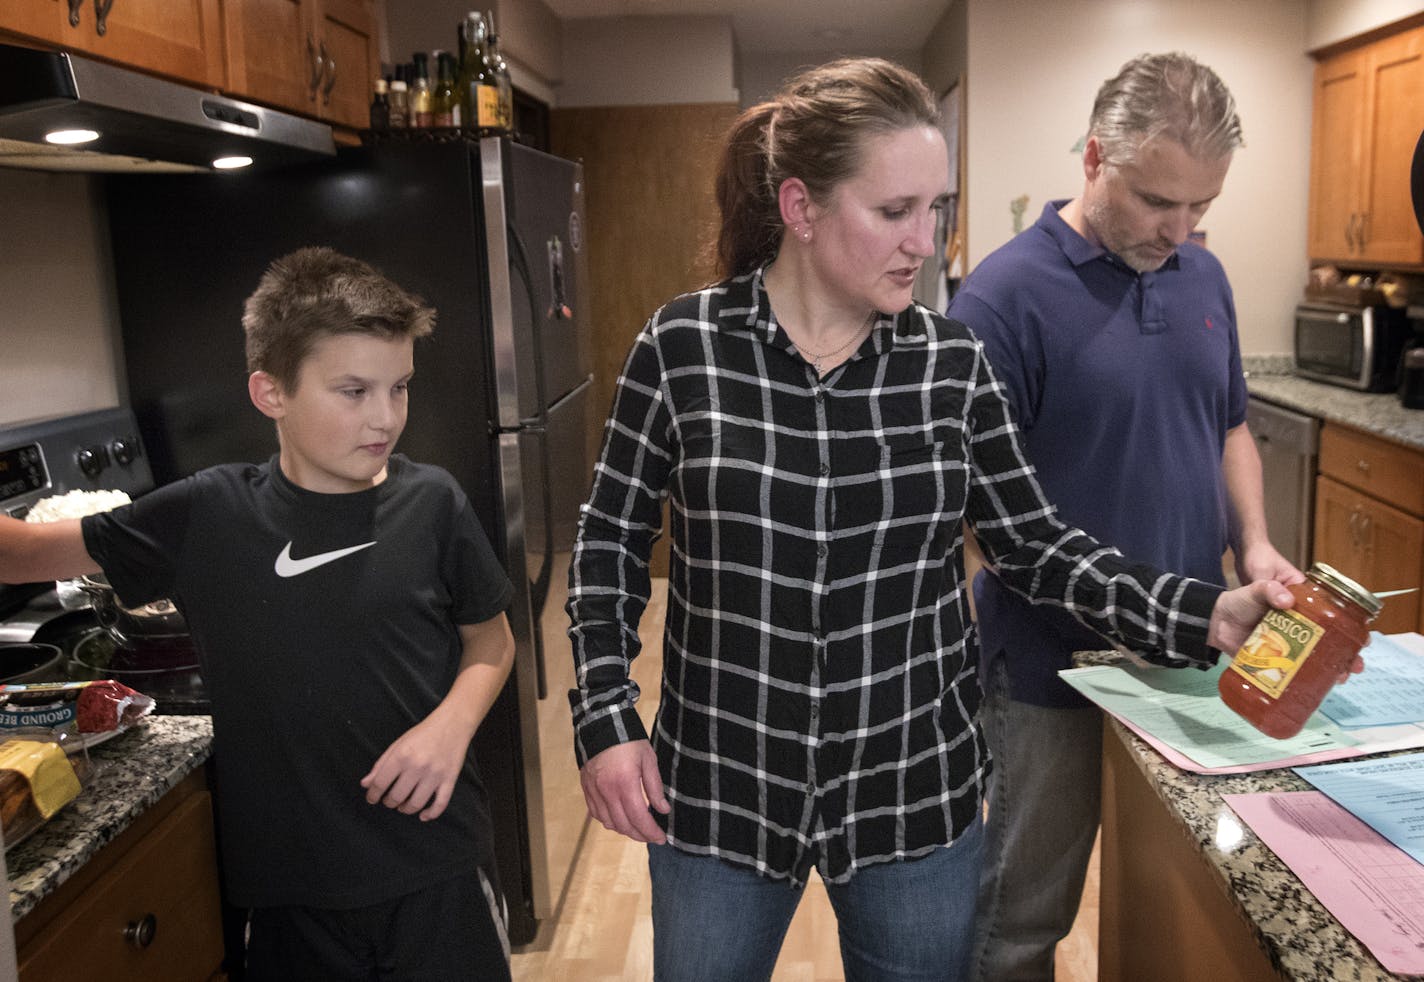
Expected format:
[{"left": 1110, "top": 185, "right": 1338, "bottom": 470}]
[
  {"left": 580, "top": 740, "right": 670, "bottom": 844},
  {"left": 1207, "top": 579, "right": 1295, "bottom": 654}
]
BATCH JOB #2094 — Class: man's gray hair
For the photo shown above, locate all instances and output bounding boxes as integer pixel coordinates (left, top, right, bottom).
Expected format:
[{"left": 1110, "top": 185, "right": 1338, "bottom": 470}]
[{"left": 1089, "top": 52, "right": 1243, "bottom": 166}]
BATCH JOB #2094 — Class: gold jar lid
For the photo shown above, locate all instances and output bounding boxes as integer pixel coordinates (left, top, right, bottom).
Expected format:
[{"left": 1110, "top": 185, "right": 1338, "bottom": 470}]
[{"left": 1307, "top": 562, "right": 1383, "bottom": 617}]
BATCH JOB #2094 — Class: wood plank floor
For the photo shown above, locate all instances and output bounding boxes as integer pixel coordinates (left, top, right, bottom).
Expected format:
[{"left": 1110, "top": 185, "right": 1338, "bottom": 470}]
[{"left": 512, "top": 580, "right": 1099, "bottom": 981}]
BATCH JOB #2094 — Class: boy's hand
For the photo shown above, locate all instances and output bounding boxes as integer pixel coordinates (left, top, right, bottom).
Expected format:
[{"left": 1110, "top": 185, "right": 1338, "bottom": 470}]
[
  {"left": 362, "top": 616, "right": 513, "bottom": 822},
  {"left": 361, "top": 713, "right": 469, "bottom": 822}
]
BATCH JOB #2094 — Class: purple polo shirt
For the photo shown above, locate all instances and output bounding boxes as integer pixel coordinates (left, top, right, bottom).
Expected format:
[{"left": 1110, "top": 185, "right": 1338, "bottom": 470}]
[{"left": 948, "top": 200, "right": 1246, "bottom": 707}]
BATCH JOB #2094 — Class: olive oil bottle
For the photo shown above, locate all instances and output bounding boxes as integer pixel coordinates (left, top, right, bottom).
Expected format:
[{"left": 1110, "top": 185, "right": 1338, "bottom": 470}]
[{"left": 457, "top": 11, "right": 504, "bottom": 134}]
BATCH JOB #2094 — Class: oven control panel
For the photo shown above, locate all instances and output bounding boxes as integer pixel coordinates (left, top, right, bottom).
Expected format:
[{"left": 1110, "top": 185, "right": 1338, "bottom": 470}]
[
  {"left": 0, "top": 408, "right": 154, "bottom": 519},
  {"left": 0, "top": 442, "right": 46, "bottom": 510}
]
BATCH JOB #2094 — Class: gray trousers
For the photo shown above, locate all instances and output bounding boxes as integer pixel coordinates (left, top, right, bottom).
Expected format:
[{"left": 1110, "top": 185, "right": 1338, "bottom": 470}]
[{"left": 970, "top": 656, "right": 1102, "bottom": 982}]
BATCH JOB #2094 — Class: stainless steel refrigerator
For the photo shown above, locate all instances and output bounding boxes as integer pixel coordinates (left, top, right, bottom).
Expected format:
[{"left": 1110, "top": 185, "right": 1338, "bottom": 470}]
[{"left": 105, "top": 138, "right": 593, "bottom": 945}]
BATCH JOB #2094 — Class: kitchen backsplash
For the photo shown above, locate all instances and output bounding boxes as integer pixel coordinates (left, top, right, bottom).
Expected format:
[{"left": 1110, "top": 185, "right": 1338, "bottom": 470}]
[{"left": 0, "top": 169, "right": 123, "bottom": 427}]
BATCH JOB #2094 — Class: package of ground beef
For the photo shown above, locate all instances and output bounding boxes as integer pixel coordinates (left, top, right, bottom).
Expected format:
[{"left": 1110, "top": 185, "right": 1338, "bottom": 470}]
[{"left": 0, "top": 680, "right": 155, "bottom": 747}]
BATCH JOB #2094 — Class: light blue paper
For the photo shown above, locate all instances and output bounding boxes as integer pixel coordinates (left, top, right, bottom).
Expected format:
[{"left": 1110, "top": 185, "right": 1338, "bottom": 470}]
[
  {"left": 1320, "top": 633, "right": 1424, "bottom": 728},
  {"left": 1059, "top": 658, "right": 1357, "bottom": 769},
  {"left": 1294, "top": 752, "right": 1424, "bottom": 867}
]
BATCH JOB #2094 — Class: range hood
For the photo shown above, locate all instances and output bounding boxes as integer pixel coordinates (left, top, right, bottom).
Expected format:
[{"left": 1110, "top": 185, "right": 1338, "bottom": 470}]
[{"left": 0, "top": 42, "right": 336, "bottom": 173}]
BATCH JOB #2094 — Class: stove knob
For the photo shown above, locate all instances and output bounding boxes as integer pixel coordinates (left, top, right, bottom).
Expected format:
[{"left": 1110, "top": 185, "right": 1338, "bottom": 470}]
[
  {"left": 76, "top": 445, "right": 108, "bottom": 479},
  {"left": 111, "top": 437, "right": 138, "bottom": 466}
]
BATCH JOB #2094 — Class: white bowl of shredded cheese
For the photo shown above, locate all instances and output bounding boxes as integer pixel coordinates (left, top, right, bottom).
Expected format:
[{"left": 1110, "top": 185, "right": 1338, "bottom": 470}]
[
  {"left": 24, "top": 490, "right": 132, "bottom": 525},
  {"left": 24, "top": 490, "right": 132, "bottom": 609}
]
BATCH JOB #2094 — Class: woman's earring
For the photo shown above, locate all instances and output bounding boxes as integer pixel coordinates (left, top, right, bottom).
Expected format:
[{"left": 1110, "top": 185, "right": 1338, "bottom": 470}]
[{"left": 799, "top": 225, "right": 811, "bottom": 242}]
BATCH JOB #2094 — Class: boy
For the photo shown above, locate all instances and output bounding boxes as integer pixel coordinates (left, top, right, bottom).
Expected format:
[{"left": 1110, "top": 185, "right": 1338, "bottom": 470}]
[{"left": 0, "top": 247, "right": 516, "bottom": 980}]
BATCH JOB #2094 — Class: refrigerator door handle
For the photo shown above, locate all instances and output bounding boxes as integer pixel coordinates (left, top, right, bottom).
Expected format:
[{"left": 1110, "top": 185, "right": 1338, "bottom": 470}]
[
  {"left": 507, "top": 225, "right": 557, "bottom": 701},
  {"left": 526, "top": 425, "right": 554, "bottom": 702},
  {"left": 507, "top": 222, "right": 550, "bottom": 423}
]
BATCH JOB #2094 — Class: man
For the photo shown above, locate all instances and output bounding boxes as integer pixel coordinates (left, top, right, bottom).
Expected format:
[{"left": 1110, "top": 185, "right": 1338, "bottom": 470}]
[{"left": 947, "top": 52, "right": 1300, "bottom": 981}]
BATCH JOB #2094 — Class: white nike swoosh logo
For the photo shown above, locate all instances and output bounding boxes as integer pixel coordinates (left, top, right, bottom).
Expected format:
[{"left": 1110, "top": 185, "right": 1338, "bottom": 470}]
[{"left": 274, "top": 540, "right": 377, "bottom": 578}]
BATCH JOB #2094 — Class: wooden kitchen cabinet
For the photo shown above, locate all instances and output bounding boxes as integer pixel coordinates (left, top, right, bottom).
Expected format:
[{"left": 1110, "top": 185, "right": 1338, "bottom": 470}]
[
  {"left": 12, "top": 770, "right": 225, "bottom": 982},
  {"left": 0, "top": 0, "right": 226, "bottom": 90},
  {"left": 1308, "top": 23, "right": 1424, "bottom": 267},
  {"left": 222, "top": 0, "right": 379, "bottom": 131},
  {"left": 1313, "top": 422, "right": 1424, "bottom": 633},
  {"left": 1100, "top": 722, "right": 1279, "bottom": 982}
]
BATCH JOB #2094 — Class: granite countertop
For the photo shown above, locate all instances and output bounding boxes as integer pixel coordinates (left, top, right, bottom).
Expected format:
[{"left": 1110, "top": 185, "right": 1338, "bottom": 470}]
[
  {"left": 1080, "top": 650, "right": 1407, "bottom": 981},
  {"left": 1243, "top": 363, "right": 1424, "bottom": 452},
  {"left": 6, "top": 715, "right": 213, "bottom": 921},
  {"left": 1105, "top": 717, "right": 1406, "bottom": 980}
]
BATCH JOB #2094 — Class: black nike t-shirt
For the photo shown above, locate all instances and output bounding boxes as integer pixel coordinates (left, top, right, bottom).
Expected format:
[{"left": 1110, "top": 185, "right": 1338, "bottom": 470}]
[{"left": 83, "top": 454, "right": 514, "bottom": 909}]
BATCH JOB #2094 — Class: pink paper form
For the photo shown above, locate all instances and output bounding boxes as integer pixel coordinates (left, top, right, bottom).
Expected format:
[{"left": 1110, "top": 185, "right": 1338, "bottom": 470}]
[{"left": 1224, "top": 790, "right": 1424, "bottom": 976}]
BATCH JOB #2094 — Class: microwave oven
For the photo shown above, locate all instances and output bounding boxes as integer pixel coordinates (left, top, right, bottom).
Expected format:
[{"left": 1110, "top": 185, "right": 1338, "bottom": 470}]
[{"left": 1294, "top": 301, "right": 1412, "bottom": 392}]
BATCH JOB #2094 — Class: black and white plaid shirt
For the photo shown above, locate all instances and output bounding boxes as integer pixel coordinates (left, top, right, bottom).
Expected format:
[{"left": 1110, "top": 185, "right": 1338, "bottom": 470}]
[{"left": 567, "top": 268, "right": 1221, "bottom": 887}]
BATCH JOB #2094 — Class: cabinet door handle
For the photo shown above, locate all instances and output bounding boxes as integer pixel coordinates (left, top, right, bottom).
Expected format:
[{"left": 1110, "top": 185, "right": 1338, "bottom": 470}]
[
  {"left": 1356, "top": 458, "right": 1371, "bottom": 475},
  {"left": 93, "top": 0, "right": 114, "bottom": 36},
  {"left": 306, "top": 35, "right": 324, "bottom": 99},
  {"left": 125, "top": 912, "right": 158, "bottom": 949},
  {"left": 320, "top": 41, "right": 337, "bottom": 103},
  {"left": 1360, "top": 212, "right": 1370, "bottom": 249},
  {"left": 68, "top": 0, "right": 83, "bottom": 27}
]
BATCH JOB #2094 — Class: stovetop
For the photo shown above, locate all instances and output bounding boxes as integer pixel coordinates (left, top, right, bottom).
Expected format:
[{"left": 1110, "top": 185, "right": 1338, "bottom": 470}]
[
  {"left": 0, "top": 409, "right": 206, "bottom": 712},
  {"left": 1, "top": 592, "right": 209, "bottom": 716}
]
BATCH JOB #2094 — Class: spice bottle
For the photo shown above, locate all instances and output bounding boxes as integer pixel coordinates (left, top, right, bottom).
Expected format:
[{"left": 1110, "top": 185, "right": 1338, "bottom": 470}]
[
  {"left": 388, "top": 78, "right": 410, "bottom": 129},
  {"left": 368, "top": 77, "right": 390, "bottom": 131},
  {"left": 1218, "top": 562, "right": 1382, "bottom": 739}
]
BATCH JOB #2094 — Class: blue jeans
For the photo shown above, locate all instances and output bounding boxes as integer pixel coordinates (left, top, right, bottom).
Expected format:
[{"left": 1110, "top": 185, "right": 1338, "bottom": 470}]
[
  {"left": 647, "top": 816, "right": 983, "bottom": 982},
  {"left": 971, "top": 656, "right": 1101, "bottom": 981}
]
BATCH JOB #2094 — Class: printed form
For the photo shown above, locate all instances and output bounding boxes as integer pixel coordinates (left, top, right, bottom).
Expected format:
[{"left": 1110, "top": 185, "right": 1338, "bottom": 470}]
[
  {"left": 1059, "top": 633, "right": 1424, "bottom": 773},
  {"left": 1224, "top": 790, "right": 1424, "bottom": 976}
]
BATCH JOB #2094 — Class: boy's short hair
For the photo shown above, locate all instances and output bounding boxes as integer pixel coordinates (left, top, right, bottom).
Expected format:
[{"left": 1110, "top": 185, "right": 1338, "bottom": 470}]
[{"left": 243, "top": 246, "right": 436, "bottom": 391}]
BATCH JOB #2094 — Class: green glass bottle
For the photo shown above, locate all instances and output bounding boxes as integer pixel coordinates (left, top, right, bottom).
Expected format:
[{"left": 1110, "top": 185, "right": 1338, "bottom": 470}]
[
  {"left": 410, "top": 51, "right": 433, "bottom": 128},
  {"left": 456, "top": 11, "right": 502, "bottom": 134},
  {"left": 485, "top": 15, "right": 514, "bottom": 135},
  {"left": 433, "top": 51, "right": 460, "bottom": 129}
]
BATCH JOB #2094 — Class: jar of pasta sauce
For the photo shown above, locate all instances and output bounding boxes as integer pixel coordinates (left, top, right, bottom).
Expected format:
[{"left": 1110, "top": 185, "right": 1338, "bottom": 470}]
[{"left": 1218, "top": 563, "right": 1381, "bottom": 739}]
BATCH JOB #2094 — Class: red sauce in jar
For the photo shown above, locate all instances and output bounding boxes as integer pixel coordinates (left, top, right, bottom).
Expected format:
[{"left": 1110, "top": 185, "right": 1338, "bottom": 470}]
[{"left": 1218, "top": 563, "right": 1382, "bottom": 740}]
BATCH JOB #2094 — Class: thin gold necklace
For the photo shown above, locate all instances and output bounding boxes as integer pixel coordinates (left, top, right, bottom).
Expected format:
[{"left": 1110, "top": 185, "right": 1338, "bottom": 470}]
[{"left": 792, "top": 311, "right": 876, "bottom": 375}]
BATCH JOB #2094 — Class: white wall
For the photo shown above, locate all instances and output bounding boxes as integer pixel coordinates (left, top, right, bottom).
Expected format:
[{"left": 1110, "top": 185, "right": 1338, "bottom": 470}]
[
  {"left": 557, "top": 17, "right": 738, "bottom": 106},
  {"left": 1306, "top": 0, "right": 1424, "bottom": 49},
  {"left": 738, "top": 48, "right": 922, "bottom": 108},
  {"left": 0, "top": 171, "right": 122, "bottom": 426},
  {"left": 963, "top": 0, "right": 1313, "bottom": 355},
  {"left": 920, "top": 0, "right": 967, "bottom": 98}
]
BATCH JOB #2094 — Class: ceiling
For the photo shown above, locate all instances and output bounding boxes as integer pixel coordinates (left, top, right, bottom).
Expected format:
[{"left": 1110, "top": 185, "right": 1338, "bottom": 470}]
[{"left": 541, "top": 0, "right": 954, "bottom": 54}]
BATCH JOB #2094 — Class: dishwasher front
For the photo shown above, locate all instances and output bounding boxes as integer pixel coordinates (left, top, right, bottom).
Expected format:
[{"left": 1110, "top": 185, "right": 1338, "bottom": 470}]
[{"left": 1246, "top": 396, "right": 1320, "bottom": 570}]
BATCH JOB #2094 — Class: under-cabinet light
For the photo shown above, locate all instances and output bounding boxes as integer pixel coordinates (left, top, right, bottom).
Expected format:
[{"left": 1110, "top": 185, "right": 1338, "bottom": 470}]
[{"left": 44, "top": 129, "right": 99, "bottom": 145}]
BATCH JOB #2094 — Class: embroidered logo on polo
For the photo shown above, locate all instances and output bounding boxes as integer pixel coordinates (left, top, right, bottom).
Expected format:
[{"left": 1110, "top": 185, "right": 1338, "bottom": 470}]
[{"left": 273, "top": 540, "right": 376, "bottom": 578}]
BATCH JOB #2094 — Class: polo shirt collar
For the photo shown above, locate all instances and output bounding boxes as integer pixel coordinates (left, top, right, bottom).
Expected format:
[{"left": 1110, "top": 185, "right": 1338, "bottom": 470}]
[{"left": 1039, "top": 199, "right": 1182, "bottom": 274}]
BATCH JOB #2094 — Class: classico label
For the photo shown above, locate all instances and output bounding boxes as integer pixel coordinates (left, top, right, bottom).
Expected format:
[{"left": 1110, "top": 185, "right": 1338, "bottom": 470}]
[{"left": 1229, "top": 608, "right": 1325, "bottom": 698}]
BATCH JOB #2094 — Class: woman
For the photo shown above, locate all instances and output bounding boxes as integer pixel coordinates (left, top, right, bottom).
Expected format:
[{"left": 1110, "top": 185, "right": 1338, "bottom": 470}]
[{"left": 565, "top": 57, "right": 1288, "bottom": 982}]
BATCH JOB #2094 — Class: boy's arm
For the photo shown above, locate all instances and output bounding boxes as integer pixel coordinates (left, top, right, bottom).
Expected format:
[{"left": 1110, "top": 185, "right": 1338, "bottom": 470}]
[
  {"left": 360, "top": 612, "right": 515, "bottom": 821},
  {"left": 0, "top": 516, "right": 100, "bottom": 584}
]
